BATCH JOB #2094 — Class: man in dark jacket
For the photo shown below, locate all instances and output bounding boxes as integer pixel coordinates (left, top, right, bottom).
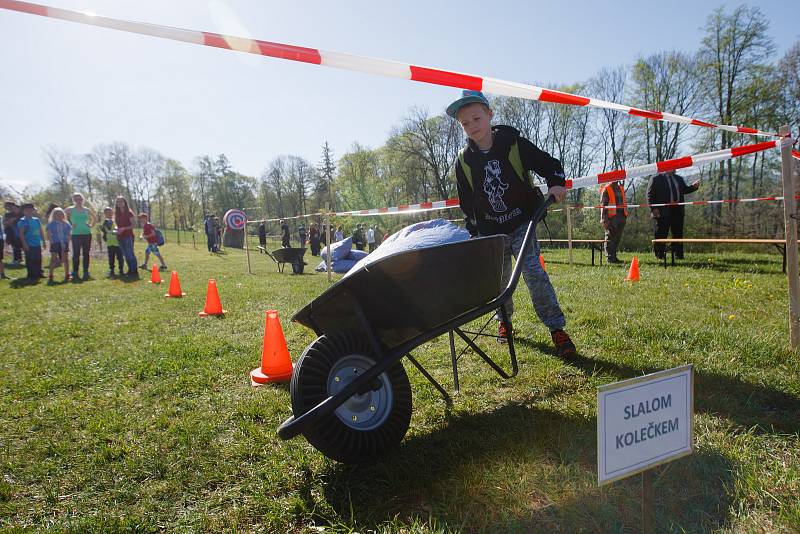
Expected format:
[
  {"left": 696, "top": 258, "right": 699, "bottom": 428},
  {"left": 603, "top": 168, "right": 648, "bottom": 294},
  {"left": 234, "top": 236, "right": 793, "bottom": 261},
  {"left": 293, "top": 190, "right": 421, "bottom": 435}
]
[
  {"left": 203, "top": 214, "right": 214, "bottom": 252},
  {"left": 646, "top": 171, "right": 700, "bottom": 259},
  {"left": 449, "top": 89, "right": 576, "bottom": 357},
  {"left": 352, "top": 224, "right": 366, "bottom": 251},
  {"left": 257, "top": 220, "right": 267, "bottom": 252},
  {"left": 280, "top": 220, "right": 290, "bottom": 248}
]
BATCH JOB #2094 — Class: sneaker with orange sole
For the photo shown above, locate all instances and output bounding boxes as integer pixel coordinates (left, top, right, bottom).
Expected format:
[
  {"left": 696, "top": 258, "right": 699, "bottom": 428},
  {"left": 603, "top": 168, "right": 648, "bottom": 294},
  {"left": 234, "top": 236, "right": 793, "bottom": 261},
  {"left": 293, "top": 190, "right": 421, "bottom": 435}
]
[
  {"left": 551, "top": 329, "right": 576, "bottom": 357},
  {"left": 497, "top": 321, "right": 513, "bottom": 344}
]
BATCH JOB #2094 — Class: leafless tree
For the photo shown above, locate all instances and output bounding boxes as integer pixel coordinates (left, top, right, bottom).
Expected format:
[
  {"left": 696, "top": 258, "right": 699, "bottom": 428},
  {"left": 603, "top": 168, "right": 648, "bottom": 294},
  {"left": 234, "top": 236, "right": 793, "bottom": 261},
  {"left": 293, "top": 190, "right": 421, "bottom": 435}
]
[
  {"left": 43, "top": 146, "right": 73, "bottom": 206},
  {"left": 391, "top": 107, "right": 463, "bottom": 200},
  {"left": 632, "top": 51, "right": 702, "bottom": 163},
  {"left": 492, "top": 94, "right": 548, "bottom": 146},
  {"left": 543, "top": 84, "right": 598, "bottom": 203},
  {"left": 698, "top": 5, "right": 773, "bottom": 232},
  {"left": 193, "top": 156, "right": 214, "bottom": 215},
  {"left": 266, "top": 157, "right": 287, "bottom": 218},
  {"left": 589, "top": 67, "right": 644, "bottom": 204},
  {"left": 131, "top": 148, "right": 165, "bottom": 217},
  {"left": 91, "top": 142, "right": 136, "bottom": 206},
  {"left": 286, "top": 155, "right": 313, "bottom": 215}
]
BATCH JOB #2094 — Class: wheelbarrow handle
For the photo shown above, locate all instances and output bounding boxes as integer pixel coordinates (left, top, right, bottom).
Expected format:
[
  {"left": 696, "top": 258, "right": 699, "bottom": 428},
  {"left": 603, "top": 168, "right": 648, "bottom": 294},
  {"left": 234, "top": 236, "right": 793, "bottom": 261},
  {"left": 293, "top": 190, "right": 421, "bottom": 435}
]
[{"left": 499, "top": 194, "right": 555, "bottom": 300}]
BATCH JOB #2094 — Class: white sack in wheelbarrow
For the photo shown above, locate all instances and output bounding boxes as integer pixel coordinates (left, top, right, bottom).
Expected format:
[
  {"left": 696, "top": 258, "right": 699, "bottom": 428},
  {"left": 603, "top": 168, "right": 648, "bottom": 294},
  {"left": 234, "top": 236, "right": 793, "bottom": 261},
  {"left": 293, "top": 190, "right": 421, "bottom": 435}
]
[{"left": 343, "top": 219, "right": 470, "bottom": 278}]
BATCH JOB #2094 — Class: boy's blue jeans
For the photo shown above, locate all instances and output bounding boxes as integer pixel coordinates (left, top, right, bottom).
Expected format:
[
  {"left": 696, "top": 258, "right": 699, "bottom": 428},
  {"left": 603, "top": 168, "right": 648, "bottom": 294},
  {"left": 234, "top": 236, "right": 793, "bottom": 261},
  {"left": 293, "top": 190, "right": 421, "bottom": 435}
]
[{"left": 491, "top": 221, "right": 566, "bottom": 332}]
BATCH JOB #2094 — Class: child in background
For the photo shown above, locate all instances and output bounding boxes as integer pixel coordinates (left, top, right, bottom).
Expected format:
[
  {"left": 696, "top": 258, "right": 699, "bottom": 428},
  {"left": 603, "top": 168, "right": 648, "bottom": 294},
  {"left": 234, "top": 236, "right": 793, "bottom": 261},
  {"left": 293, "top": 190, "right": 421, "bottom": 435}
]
[
  {"left": 46, "top": 207, "right": 72, "bottom": 282},
  {"left": 4, "top": 201, "right": 23, "bottom": 265},
  {"left": 0, "top": 212, "right": 7, "bottom": 279},
  {"left": 99, "top": 207, "right": 124, "bottom": 276},
  {"left": 16, "top": 203, "right": 45, "bottom": 280},
  {"left": 138, "top": 213, "right": 167, "bottom": 271}
]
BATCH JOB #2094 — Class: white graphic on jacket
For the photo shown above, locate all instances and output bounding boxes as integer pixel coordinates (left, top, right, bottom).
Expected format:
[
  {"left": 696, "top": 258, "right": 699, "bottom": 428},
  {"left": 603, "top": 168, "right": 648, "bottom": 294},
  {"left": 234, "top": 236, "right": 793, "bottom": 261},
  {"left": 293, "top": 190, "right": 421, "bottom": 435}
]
[{"left": 483, "top": 160, "right": 508, "bottom": 213}]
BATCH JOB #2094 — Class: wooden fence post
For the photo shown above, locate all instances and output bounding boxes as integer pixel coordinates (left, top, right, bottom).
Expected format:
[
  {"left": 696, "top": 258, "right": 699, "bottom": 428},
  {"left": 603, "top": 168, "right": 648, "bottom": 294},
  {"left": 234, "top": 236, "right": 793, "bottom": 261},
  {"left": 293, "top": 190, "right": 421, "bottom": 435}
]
[
  {"left": 325, "top": 205, "right": 332, "bottom": 284},
  {"left": 566, "top": 204, "right": 574, "bottom": 265},
  {"left": 779, "top": 125, "right": 800, "bottom": 349}
]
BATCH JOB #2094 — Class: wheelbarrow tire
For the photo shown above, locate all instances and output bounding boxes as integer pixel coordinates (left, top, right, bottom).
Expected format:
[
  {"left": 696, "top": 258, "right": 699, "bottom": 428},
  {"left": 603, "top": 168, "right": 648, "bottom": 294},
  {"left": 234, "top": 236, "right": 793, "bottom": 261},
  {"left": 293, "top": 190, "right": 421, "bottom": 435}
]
[
  {"left": 291, "top": 256, "right": 304, "bottom": 274},
  {"left": 290, "top": 330, "right": 412, "bottom": 464}
]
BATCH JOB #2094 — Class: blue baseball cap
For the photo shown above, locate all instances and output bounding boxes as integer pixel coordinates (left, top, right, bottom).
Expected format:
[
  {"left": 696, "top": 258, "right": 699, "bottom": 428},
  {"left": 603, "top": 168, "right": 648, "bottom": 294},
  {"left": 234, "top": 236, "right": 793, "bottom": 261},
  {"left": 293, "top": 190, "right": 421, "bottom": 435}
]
[{"left": 446, "top": 90, "right": 490, "bottom": 118}]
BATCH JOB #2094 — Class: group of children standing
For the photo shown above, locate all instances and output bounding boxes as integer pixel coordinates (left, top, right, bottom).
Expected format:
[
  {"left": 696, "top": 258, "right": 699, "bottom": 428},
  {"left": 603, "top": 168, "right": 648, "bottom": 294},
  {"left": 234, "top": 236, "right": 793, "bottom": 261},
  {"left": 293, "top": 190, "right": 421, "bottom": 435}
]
[{"left": 1, "top": 194, "right": 168, "bottom": 283}]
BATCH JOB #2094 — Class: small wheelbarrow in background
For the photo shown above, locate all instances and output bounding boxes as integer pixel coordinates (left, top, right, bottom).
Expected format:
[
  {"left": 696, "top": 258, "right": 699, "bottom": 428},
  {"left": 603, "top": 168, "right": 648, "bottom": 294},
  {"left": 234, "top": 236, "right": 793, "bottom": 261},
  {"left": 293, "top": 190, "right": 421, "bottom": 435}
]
[
  {"left": 277, "top": 197, "right": 554, "bottom": 463},
  {"left": 259, "top": 246, "right": 307, "bottom": 274}
]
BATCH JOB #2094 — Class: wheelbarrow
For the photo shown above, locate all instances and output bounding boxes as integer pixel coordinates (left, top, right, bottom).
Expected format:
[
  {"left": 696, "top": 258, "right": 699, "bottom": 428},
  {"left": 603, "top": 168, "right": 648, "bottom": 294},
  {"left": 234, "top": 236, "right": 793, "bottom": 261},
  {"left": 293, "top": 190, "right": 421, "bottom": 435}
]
[
  {"left": 262, "top": 247, "right": 307, "bottom": 274},
  {"left": 277, "top": 197, "right": 555, "bottom": 463}
]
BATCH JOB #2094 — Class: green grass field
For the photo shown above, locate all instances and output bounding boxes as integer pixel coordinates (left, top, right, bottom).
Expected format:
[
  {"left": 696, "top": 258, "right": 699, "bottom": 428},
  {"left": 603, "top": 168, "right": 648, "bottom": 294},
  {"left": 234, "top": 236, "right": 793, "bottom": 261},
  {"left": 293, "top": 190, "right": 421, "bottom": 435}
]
[{"left": 1, "top": 233, "right": 798, "bottom": 533}]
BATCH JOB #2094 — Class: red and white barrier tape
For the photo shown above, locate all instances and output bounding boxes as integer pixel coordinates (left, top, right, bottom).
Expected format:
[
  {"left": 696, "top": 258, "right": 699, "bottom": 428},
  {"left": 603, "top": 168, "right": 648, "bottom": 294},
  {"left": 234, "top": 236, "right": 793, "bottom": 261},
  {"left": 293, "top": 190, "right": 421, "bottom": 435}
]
[
  {"left": 252, "top": 194, "right": 795, "bottom": 224},
  {"left": 556, "top": 194, "right": 797, "bottom": 213},
  {"left": 339, "top": 198, "right": 461, "bottom": 217},
  {"left": 0, "top": 0, "right": 787, "bottom": 139},
  {"left": 556, "top": 139, "right": 792, "bottom": 192},
  {"left": 248, "top": 199, "right": 461, "bottom": 223},
  {"left": 248, "top": 140, "right": 796, "bottom": 221}
]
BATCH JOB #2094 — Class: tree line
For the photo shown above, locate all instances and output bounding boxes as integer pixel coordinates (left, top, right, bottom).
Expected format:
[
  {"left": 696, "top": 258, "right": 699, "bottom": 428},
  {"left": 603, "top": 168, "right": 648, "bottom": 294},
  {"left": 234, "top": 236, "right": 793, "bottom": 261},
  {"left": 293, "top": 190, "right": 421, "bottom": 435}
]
[{"left": 12, "top": 6, "right": 800, "bottom": 247}]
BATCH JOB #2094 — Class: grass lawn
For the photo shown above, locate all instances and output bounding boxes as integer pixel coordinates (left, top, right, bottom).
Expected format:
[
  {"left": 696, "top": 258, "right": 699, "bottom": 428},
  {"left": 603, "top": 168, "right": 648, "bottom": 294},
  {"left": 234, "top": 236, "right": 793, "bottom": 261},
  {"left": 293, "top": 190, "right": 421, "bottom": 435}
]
[{"left": 1, "top": 233, "right": 798, "bottom": 532}]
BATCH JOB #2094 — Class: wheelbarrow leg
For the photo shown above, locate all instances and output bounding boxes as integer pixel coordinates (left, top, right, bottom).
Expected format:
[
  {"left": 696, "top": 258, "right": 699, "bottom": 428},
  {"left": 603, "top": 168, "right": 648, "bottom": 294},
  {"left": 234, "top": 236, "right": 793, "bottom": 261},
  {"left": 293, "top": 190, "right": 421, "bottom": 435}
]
[
  {"left": 449, "top": 330, "right": 459, "bottom": 394},
  {"left": 406, "top": 354, "right": 452, "bottom": 407},
  {"left": 497, "top": 306, "right": 519, "bottom": 378},
  {"left": 454, "top": 307, "right": 519, "bottom": 381}
]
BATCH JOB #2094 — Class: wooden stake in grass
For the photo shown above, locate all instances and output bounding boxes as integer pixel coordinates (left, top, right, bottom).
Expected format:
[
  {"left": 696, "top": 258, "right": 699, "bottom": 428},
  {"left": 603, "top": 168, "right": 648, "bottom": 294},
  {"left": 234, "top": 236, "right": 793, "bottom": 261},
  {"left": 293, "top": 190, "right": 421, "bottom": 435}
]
[
  {"left": 244, "top": 219, "right": 252, "bottom": 275},
  {"left": 325, "top": 205, "right": 332, "bottom": 284},
  {"left": 780, "top": 124, "right": 800, "bottom": 349},
  {"left": 642, "top": 468, "right": 654, "bottom": 534},
  {"left": 566, "top": 203, "right": 574, "bottom": 265}
]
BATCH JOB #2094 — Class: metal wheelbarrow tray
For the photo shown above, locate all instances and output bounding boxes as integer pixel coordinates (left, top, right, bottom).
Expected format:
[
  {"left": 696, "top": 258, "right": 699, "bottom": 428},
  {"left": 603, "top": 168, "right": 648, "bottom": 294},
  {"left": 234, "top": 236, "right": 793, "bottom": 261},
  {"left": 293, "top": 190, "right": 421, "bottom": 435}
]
[{"left": 278, "top": 199, "right": 553, "bottom": 463}]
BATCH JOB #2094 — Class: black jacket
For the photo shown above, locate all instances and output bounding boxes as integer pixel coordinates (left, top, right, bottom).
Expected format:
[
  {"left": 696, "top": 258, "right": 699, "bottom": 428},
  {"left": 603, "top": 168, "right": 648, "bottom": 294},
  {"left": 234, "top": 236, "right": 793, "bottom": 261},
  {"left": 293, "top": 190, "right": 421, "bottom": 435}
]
[
  {"left": 646, "top": 173, "right": 698, "bottom": 210},
  {"left": 454, "top": 125, "right": 565, "bottom": 236}
]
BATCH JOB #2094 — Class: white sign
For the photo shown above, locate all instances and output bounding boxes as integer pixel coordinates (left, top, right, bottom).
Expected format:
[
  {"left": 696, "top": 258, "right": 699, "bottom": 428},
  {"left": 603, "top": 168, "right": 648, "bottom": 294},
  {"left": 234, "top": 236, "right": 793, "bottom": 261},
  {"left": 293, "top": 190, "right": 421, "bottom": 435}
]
[{"left": 597, "top": 364, "right": 693, "bottom": 485}]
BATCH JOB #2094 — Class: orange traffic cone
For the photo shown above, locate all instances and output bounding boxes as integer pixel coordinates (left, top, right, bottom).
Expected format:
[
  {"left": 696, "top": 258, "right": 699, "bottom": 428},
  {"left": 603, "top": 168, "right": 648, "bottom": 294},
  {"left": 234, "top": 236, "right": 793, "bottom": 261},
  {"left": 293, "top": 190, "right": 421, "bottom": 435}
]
[
  {"left": 250, "top": 310, "right": 294, "bottom": 385},
  {"left": 539, "top": 254, "right": 546, "bottom": 272},
  {"left": 198, "top": 279, "right": 226, "bottom": 316},
  {"left": 164, "top": 271, "right": 186, "bottom": 298},
  {"left": 626, "top": 256, "right": 640, "bottom": 282},
  {"left": 149, "top": 263, "right": 162, "bottom": 284}
]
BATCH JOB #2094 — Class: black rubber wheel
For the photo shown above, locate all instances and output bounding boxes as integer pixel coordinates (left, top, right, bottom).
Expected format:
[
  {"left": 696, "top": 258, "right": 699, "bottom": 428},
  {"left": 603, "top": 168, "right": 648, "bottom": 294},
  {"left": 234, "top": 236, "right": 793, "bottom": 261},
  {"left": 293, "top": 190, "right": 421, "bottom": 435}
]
[{"left": 290, "top": 330, "right": 412, "bottom": 463}]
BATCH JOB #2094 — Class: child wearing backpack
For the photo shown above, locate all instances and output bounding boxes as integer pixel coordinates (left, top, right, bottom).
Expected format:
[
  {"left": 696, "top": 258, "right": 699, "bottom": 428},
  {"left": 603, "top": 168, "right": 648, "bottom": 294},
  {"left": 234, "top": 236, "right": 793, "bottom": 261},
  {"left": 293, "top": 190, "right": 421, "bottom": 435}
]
[
  {"left": 99, "top": 207, "right": 124, "bottom": 276},
  {"left": 448, "top": 90, "right": 576, "bottom": 357},
  {"left": 138, "top": 213, "right": 167, "bottom": 272}
]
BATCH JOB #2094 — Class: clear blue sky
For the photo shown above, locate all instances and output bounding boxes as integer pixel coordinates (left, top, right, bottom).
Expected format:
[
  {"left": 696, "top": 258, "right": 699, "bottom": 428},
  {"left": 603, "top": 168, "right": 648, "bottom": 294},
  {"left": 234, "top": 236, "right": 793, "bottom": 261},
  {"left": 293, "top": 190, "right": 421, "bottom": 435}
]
[{"left": 1, "top": 0, "right": 797, "bottom": 192}]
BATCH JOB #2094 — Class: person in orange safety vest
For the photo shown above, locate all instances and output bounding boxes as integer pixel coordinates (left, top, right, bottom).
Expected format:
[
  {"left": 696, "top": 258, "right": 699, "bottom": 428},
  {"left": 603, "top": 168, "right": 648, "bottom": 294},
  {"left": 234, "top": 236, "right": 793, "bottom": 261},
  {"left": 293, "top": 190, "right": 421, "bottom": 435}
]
[{"left": 600, "top": 181, "right": 628, "bottom": 264}]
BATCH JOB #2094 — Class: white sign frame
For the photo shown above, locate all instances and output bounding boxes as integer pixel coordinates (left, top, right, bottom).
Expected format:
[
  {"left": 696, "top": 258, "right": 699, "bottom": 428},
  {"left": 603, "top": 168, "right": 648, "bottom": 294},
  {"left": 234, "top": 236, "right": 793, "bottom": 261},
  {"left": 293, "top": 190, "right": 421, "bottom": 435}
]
[{"left": 597, "top": 364, "right": 694, "bottom": 485}]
